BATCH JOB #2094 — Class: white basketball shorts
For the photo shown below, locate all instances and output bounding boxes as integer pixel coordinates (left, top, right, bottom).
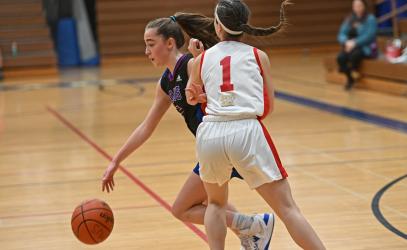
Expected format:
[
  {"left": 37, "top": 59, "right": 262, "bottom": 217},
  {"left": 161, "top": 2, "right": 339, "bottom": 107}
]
[{"left": 196, "top": 117, "right": 288, "bottom": 189}]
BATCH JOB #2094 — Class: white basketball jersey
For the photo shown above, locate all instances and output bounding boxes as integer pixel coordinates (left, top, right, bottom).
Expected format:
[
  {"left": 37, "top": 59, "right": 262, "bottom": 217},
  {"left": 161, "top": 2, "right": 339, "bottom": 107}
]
[{"left": 200, "top": 41, "right": 268, "bottom": 119}]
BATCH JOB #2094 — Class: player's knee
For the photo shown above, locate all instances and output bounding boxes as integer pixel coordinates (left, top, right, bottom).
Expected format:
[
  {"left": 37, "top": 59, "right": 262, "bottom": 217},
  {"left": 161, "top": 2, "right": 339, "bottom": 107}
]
[{"left": 171, "top": 203, "right": 185, "bottom": 221}]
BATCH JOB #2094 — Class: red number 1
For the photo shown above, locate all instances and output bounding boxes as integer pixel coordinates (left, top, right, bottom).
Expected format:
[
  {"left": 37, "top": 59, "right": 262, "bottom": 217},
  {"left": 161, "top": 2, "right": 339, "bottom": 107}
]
[{"left": 220, "top": 56, "right": 234, "bottom": 92}]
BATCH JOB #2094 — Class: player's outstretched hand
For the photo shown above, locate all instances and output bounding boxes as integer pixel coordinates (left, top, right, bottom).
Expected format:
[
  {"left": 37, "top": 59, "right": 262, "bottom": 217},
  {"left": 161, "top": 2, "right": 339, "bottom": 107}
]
[{"left": 102, "top": 161, "right": 119, "bottom": 193}]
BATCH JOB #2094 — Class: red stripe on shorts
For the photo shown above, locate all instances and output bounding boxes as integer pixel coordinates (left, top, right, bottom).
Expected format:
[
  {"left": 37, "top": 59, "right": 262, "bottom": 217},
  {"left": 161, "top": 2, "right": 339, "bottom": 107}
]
[{"left": 257, "top": 119, "right": 288, "bottom": 178}]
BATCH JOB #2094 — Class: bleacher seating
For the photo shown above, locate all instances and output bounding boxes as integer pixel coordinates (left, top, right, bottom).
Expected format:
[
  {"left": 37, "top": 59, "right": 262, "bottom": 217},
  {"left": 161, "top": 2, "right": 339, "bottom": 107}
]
[
  {"left": 324, "top": 16, "right": 407, "bottom": 96},
  {"left": 97, "top": 0, "right": 349, "bottom": 57},
  {"left": 324, "top": 55, "right": 407, "bottom": 96},
  {"left": 400, "top": 19, "right": 407, "bottom": 35},
  {"left": 0, "top": 0, "right": 57, "bottom": 77}
]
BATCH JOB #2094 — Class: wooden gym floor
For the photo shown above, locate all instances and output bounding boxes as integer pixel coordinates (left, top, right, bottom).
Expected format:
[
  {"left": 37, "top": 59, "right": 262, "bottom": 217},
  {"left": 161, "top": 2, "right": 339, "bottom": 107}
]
[{"left": 0, "top": 52, "right": 406, "bottom": 249}]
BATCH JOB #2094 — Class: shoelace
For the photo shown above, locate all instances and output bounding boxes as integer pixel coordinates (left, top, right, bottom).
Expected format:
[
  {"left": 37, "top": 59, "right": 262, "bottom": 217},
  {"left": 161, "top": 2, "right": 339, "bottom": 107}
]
[{"left": 240, "top": 235, "right": 260, "bottom": 250}]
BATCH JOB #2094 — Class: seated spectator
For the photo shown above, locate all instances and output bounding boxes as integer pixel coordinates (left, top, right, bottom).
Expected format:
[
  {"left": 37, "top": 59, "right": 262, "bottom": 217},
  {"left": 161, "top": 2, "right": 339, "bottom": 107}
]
[{"left": 337, "top": 0, "right": 377, "bottom": 90}]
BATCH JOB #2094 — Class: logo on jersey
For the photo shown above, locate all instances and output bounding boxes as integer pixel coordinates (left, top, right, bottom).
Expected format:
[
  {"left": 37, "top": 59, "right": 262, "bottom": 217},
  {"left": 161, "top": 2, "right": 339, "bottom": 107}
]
[
  {"left": 169, "top": 85, "right": 182, "bottom": 102},
  {"left": 219, "top": 92, "right": 235, "bottom": 107},
  {"left": 176, "top": 75, "right": 182, "bottom": 82},
  {"left": 175, "top": 105, "right": 184, "bottom": 115}
]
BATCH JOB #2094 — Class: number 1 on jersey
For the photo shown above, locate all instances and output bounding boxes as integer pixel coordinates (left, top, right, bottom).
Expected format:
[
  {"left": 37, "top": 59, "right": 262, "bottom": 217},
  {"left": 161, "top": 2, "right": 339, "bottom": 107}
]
[{"left": 220, "top": 56, "right": 234, "bottom": 92}]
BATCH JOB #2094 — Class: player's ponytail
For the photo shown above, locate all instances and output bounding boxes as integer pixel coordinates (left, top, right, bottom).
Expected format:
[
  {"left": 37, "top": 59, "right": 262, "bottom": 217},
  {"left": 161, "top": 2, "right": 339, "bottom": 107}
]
[
  {"left": 146, "top": 0, "right": 288, "bottom": 51},
  {"left": 239, "top": 0, "right": 289, "bottom": 36},
  {"left": 215, "top": 0, "right": 289, "bottom": 37},
  {"left": 171, "top": 13, "right": 219, "bottom": 49},
  {"left": 146, "top": 13, "right": 218, "bottom": 50}
]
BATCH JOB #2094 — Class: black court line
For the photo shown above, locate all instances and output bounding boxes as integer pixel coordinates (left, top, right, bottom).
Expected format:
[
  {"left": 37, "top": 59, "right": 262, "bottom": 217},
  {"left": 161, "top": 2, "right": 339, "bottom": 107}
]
[
  {"left": 371, "top": 174, "right": 407, "bottom": 240},
  {"left": 272, "top": 90, "right": 407, "bottom": 239},
  {"left": 21, "top": 76, "right": 406, "bottom": 239}
]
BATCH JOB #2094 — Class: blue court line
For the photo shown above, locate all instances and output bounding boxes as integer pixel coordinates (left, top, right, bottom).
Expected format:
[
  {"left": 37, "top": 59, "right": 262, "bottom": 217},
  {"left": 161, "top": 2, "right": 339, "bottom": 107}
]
[
  {"left": 3, "top": 76, "right": 407, "bottom": 134},
  {"left": 274, "top": 91, "right": 407, "bottom": 240},
  {"left": 275, "top": 91, "right": 407, "bottom": 134},
  {"left": 7, "top": 76, "right": 405, "bottom": 239}
]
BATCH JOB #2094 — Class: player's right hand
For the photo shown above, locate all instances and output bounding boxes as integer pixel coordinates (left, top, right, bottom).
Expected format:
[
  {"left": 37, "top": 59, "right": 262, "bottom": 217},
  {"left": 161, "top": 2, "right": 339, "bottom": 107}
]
[
  {"left": 102, "top": 162, "right": 119, "bottom": 193},
  {"left": 185, "top": 83, "right": 206, "bottom": 105},
  {"left": 188, "top": 38, "right": 204, "bottom": 58}
]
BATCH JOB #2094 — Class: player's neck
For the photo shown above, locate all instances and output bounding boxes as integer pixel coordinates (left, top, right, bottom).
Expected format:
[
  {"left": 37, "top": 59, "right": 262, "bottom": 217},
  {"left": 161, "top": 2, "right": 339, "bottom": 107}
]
[{"left": 167, "top": 51, "right": 183, "bottom": 74}]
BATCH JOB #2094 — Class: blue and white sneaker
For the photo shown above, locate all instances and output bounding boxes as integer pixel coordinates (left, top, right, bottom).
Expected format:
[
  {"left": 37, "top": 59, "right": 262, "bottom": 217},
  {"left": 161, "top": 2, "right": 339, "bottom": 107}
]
[{"left": 239, "top": 213, "right": 275, "bottom": 250}]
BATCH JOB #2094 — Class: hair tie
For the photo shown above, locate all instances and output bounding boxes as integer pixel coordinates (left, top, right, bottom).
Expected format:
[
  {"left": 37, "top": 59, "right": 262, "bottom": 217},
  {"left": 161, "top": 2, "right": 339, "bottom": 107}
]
[{"left": 169, "top": 16, "right": 177, "bottom": 22}]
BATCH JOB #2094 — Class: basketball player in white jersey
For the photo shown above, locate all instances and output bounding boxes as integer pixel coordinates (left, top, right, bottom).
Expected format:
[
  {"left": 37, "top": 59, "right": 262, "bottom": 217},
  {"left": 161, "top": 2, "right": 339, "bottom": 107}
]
[
  {"left": 101, "top": 12, "right": 277, "bottom": 249},
  {"left": 186, "top": 1, "right": 326, "bottom": 249}
]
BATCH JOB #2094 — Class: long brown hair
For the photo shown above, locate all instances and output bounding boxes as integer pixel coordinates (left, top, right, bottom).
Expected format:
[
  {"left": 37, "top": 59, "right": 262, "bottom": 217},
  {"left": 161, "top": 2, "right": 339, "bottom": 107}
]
[
  {"left": 216, "top": 0, "right": 289, "bottom": 37},
  {"left": 146, "top": 14, "right": 218, "bottom": 50},
  {"left": 173, "top": 13, "right": 219, "bottom": 49},
  {"left": 146, "top": 0, "right": 289, "bottom": 50}
]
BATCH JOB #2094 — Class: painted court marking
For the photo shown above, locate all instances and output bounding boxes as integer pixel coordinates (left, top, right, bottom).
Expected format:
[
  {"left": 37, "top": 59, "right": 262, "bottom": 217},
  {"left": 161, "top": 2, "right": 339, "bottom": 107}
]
[{"left": 46, "top": 106, "right": 208, "bottom": 243}]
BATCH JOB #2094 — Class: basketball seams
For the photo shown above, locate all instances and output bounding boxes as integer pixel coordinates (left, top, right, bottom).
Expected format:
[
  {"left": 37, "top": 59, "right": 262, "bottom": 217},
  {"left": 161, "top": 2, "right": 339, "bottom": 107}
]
[
  {"left": 71, "top": 207, "right": 113, "bottom": 222},
  {"left": 80, "top": 203, "right": 98, "bottom": 244},
  {"left": 72, "top": 199, "right": 114, "bottom": 244},
  {"left": 76, "top": 219, "right": 111, "bottom": 243},
  {"left": 82, "top": 219, "right": 112, "bottom": 232}
]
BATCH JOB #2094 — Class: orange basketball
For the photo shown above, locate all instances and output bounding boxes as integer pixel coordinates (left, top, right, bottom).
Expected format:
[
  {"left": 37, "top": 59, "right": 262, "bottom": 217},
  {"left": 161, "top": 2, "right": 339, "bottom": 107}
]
[{"left": 71, "top": 199, "right": 114, "bottom": 244}]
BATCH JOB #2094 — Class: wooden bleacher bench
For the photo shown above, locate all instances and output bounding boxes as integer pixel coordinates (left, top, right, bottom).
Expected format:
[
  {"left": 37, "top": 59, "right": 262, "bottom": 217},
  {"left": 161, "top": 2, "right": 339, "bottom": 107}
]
[
  {"left": 97, "top": 0, "right": 348, "bottom": 57},
  {"left": 324, "top": 56, "right": 407, "bottom": 96},
  {"left": 0, "top": 0, "right": 57, "bottom": 80},
  {"left": 399, "top": 20, "right": 407, "bottom": 35}
]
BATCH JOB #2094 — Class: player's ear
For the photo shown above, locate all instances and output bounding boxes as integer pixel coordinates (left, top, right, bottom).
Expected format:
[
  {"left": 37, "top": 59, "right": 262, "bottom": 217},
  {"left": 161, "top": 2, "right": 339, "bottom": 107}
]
[{"left": 166, "top": 37, "right": 176, "bottom": 51}]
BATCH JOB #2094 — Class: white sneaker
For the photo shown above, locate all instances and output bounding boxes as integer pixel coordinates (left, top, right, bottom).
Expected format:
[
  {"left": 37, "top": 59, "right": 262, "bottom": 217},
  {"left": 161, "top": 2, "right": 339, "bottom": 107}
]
[
  {"left": 239, "top": 234, "right": 259, "bottom": 250},
  {"left": 239, "top": 213, "right": 275, "bottom": 250}
]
